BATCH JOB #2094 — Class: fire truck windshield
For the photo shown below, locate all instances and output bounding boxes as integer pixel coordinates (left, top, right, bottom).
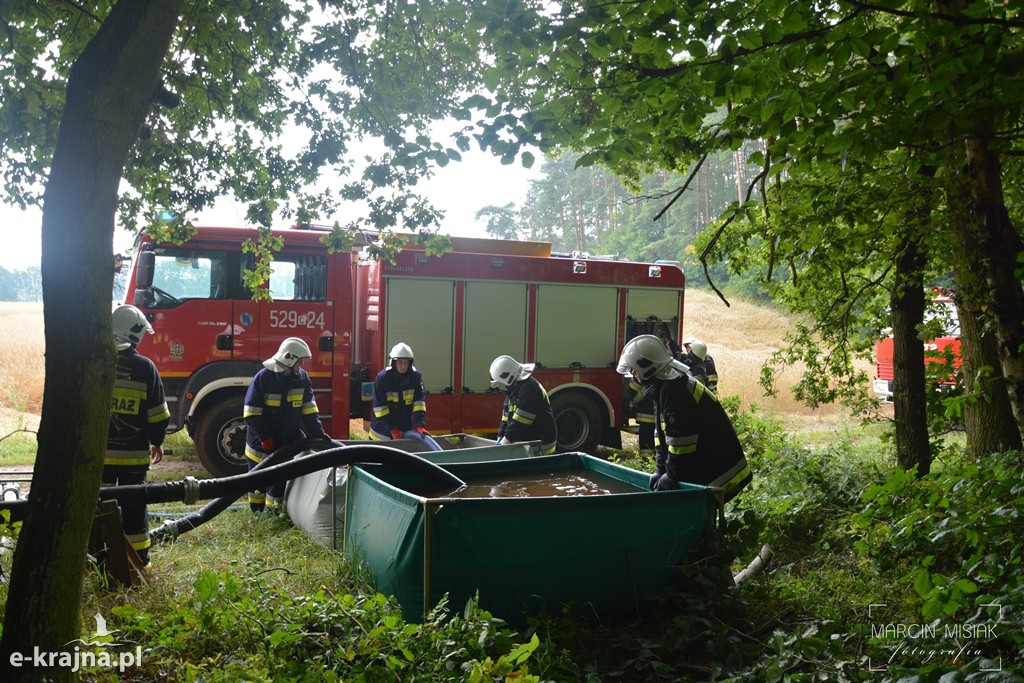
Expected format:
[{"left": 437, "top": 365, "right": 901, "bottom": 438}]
[{"left": 144, "top": 249, "right": 229, "bottom": 307}]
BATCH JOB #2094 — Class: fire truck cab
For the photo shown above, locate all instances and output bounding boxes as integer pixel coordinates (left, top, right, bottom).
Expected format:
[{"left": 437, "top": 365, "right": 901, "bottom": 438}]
[{"left": 126, "top": 226, "right": 686, "bottom": 476}]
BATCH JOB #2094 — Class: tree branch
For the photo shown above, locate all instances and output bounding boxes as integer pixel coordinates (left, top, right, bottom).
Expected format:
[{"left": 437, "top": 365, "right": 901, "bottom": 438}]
[
  {"left": 652, "top": 151, "right": 709, "bottom": 222},
  {"left": 698, "top": 149, "right": 778, "bottom": 306}
]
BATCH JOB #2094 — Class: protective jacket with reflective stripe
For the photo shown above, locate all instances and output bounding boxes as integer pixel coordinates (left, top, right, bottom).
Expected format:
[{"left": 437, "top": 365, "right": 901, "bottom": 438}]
[
  {"left": 369, "top": 366, "right": 428, "bottom": 440},
  {"left": 652, "top": 374, "right": 751, "bottom": 501},
  {"left": 244, "top": 367, "right": 324, "bottom": 462},
  {"left": 105, "top": 347, "right": 170, "bottom": 468},
  {"left": 704, "top": 354, "right": 719, "bottom": 391},
  {"left": 497, "top": 376, "right": 557, "bottom": 451}
]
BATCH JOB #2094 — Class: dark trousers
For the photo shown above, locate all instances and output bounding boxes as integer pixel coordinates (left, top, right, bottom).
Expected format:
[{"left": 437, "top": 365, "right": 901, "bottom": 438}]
[{"left": 101, "top": 466, "right": 150, "bottom": 564}]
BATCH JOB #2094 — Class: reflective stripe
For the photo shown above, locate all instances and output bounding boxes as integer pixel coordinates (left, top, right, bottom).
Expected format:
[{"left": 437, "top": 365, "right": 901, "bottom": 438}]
[
  {"left": 244, "top": 404, "right": 264, "bottom": 417},
  {"left": 301, "top": 402, "right": 319, "bottom": 416},
  {"left": 512, "top": 411, "right": 535, "bottom": 425},
  {"left": 245, "top": 444, "right": 265, "bottom": 463},
  {"left": 114, "top": 379, "right": 148, "bottom": 392},
  {"left": 368, "top": 427, "right": 390, "bottom": 441},
  {"left": 711, "top": 458, "right": 751, "bottom": 495},
  {"left": 148, "top": 402, "right": 170, "bottom": 423},
  {"left": 402, "top": 389, "right": 415, "bottom": 405},
  {"left": 248, "top": 492, "right": 265, "bottom": 505},
  {"left": 541, "top": 442, "right": 556, "bottom": 455},
  {"left": 386, "top": 391, "right": 400, "bottom": 402},
  {"left": 665, "top": 434, "right": 698, "bottom": 456},
  {"left": 413, "top": 401, "right": 426, "bottom": 412},
  {"left": 126, "top": 533, "right": 151, "bottom": 551},
  {"left": 104, "top": 450, "right": 150, "bottom": 467},
  {"left": 636, "top": 412, "right": 655, "bottom": 423}
]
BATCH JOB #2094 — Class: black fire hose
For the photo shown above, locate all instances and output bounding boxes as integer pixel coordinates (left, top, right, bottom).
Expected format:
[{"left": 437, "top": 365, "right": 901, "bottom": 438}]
[
  {"left": 149, "top": 436, "right": 334, "bottom": 542},
  {"left": 0, "top": 444, "right": 466, "bottom": 526}
]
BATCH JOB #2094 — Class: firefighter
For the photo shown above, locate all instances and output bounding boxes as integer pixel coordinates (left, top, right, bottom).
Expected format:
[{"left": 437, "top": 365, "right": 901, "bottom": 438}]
[
  {"left": 106, "top": 305, "right": 170, "bottom": 568},
  {"left": 681, "top": 336, "right": 711, "bottom": 387},
  {"left": 625, "top": 376, "right": 656, "bottom": 458},
  {"left": 616, "top": 335, "right": 751, "bottom": 501},
  {"left": 369, "top": 343, "right": 442, "bottom": 451},
  {"left": 244, "top": 337, "right": 327, "bottom": 512},
  {"left": 489, "top": 355, "right": 557, "bottom": 454}
]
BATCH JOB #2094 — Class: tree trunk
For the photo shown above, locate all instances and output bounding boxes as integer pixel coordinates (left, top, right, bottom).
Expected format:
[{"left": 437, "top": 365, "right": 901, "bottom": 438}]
[
  {"left": 0, "top": 2, "right": 181, "bottom": 679},
  {"left": 954, "top": 291, "right": 1022, "bottom": 457},
  {"left": 963, "top": 131, "right": 1024, "bottom": 446},
  {"left": 943, "top": 146, "right": 1021, "bottom": 457},
  {"left": 932, "top": 0, "right": 1024, "bottom": 452},
  {"left": 891, "top": 228, "right": 931, "bottom": 476}
]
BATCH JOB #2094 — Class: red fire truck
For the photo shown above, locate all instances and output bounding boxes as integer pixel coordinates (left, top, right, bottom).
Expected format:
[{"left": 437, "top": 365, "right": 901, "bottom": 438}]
[
  {"left": 124, "top": 225, "right": 686, "bottom": 475},
  {"left": 873, "top": 290, "right": 961, "bottom": 403}
]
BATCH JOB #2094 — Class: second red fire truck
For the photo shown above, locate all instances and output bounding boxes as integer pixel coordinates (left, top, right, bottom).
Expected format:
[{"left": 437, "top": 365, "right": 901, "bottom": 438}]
[
  {"left": 125, "top": 225, "right": 686, "bottom": 475},
  {"left": 874, "top": 289, "right": 962, "bottom": 402}
]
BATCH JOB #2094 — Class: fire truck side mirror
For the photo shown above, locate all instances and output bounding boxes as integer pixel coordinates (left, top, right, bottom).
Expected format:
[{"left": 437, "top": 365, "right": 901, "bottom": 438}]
[{"left": 136, "top": 250, "right": 155, "bottom": 290}]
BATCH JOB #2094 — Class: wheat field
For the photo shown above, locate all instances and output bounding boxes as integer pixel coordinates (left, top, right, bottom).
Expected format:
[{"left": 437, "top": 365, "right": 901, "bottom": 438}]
[
  {"left": 0, "top": 303, "right": 44, "bottom": 436},
  {"left": 0, "top": 292, "right": 855, "bottom": 439}
]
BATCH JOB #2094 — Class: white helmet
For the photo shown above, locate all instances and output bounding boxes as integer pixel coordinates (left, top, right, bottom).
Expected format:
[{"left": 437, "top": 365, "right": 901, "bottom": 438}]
[
  {"left": 681, "top": 336, "right": 698, "bottom": 346},
  {"left": 617, "top": 334, "right": 689, "bottom": 383},
  {"left": 112, "top": 305, "right": 153, "bottom": 351},
  {"left": 489, "top": 355, "right": 534, "bottom": 389},
  {"left": 389, "top": 342, "right": 414, "bottom": 364},
  {"left": 689, "top": 340, "right": 707, "bottom": 360},
  {"left": 263, "top": 337, "right": 312, "bottom": 371}
]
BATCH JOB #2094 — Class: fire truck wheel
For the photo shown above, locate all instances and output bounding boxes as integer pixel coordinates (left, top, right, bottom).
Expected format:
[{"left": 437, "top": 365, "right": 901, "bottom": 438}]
[
  {"left": 550, "top": 391, "right": 603, "bottom": 455},
  {"left": 194, "top": 395, "right": 249, "bottom": 477}
]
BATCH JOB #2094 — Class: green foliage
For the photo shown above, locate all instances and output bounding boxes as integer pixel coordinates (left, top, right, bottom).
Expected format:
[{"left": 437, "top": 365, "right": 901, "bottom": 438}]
[
  {"left": 107, "top": 571, "right": 555, "bottom": 681},
  {"left": 241, "top": 227, "right": 285, "bottom": 302},
  {"left": 856, "top": 452, "right": 1024, "bottom": 620}
]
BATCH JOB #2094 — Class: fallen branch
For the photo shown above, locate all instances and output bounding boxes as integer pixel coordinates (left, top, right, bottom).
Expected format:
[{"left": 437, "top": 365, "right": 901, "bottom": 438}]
[{"left": 0, "top": 429, "right": 37, "bottom": 443}]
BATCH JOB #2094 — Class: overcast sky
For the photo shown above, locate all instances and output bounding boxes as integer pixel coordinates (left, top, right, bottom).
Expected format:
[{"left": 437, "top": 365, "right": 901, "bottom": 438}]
[{"left": 0, "top": 148, "right": 540, "bottom": 271}]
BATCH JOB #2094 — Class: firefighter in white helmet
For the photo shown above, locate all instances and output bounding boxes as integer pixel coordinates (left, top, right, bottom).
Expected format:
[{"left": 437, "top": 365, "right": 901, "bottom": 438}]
[
  {"left": 370, "top": 343, "right": 442, "bottom": 451},
  {"left": 489, "top": 355, "right": 557, "bottom": 454},
  {"left": 244, "top": 337, "right": 327, "bottom": 512},
  {"left": 680, "top": 336, "right": 710, "bottom": 387},
  {"left": 617, "top": 335, "right": 750, "bottom": 501},
  {"left": 105, "top": 305, "right": 170, "bottom": 567}
]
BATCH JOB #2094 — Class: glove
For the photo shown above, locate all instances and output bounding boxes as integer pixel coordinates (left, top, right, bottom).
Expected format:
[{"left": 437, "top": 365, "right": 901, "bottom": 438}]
[
  {"left": 261, "top": 438, "right": 276, "bottom": 453},
  {"left": 649, "top": 472, "right": 661, "bottom": 491},
  {"left": 390, "top": 429, "right": 403, "bottom": 440},
  {"left": 416, "top": 426, "right": 430, "bottom": 436},
  {"left": 653, "top": 473, "right": 679, "bottom": 491}
]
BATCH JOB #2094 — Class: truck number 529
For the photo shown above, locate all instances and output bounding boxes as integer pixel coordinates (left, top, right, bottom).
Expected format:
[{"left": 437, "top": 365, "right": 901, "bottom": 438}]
[{"left": 270, "top": 309, "right": 325, "bottom": 329}]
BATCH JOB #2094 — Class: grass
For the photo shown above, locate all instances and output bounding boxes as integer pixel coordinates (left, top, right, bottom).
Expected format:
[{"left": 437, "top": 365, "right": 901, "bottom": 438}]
[
  {"left": 682, "top": 289, "right": 872, "bottom": 417},
  {"left": 86, "top": 510, "right": 359, "bottom": 616}
]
